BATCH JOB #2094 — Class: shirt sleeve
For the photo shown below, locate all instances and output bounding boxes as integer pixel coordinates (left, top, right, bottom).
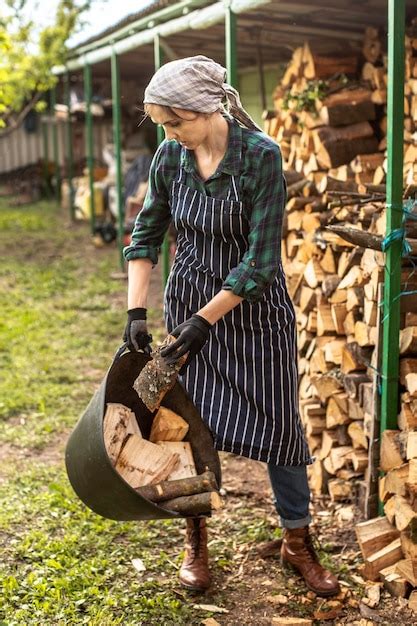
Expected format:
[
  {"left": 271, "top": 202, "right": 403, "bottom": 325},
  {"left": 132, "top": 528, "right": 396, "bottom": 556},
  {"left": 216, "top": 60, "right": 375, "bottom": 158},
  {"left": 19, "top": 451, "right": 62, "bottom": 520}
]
[
  {"left": 123, "top": 142, "right": 172, "bottom": 265},
  {"left": 222, "top": 142, "right": 286, "bottom": 302}
]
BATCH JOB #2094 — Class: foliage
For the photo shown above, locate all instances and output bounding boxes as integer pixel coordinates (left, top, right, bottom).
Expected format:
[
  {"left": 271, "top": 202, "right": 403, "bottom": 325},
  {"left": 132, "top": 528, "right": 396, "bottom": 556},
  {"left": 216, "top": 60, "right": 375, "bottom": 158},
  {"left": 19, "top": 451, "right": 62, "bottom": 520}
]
[
  {"left": 282, "top": 74, "right": 349, "bottom": 113},
  {"left": 0, "top": 0, "right": 96, "bottom": 133}
]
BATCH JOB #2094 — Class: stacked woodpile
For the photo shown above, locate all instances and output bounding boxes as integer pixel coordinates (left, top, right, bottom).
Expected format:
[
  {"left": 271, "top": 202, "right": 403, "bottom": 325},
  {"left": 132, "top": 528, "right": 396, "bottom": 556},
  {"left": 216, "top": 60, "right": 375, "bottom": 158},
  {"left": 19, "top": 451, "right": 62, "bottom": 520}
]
[
  {"left": 264, "top": 19, "right": 417, "bottom": 605},
  {"left": 265, "top": 23, "right": 417, "bottom": 187}
]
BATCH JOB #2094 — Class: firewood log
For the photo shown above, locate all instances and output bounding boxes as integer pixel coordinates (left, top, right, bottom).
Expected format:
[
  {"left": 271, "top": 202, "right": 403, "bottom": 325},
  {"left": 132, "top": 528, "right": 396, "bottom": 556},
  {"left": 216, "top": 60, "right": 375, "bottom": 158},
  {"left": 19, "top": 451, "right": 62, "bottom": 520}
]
[
  {"left": 157, "top": 442, "right": 197, "bottom": 480},
  {"left": 395, "top": 559, "right": 417, "bottom": 588},
  {"left": 384, "top": 464, "right": 409, "bottom": 498},
  {"left": 406, "top": 431, "right": 417, "bottom": 460},
  {"left": 115, "top": 434, "right": 180, "bottom": 488},
  {"left": 355, "top": 517, "right": 400, "bottom": 560},
  {"left": 348, "top": 421, "right": 368, "bottom": 450},
  {"left": 363, "top": 538, "right": 403, "bottom": 581},
  {"left": 350, "top": 450, "right": 369, "bottom": 472},
  {"left": 136, "top": 470, "right": 218, "bottom": 503},
  {"left": 149, "top": 406, "right": 189, "bottom": 443},
  {"left": 134, "top": 335, "right": 188, "bottom": 412},
  {"left": 400, "top": 327, "right": 417, "bottom": 356},
  {"left": 103, "top": 403, "right": 142, "bottom": 465},
  {"left": 379, "top": 564, "right": 410, "bottom": 598},
  {"left": 380, "top": 430, "right": 406, "bottom": 472},
  {"left": 328, "top": 478, "right": 353, "bottom": 501},
  {"left": 160, "top": 491, "right": 223, "bottom": 516}
]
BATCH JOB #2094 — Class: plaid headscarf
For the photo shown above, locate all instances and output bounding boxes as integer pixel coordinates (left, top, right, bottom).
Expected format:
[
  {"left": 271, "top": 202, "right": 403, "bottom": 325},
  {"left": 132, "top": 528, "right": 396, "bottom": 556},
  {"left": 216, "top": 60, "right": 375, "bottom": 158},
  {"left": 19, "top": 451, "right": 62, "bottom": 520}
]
[{"left": 144, "top": 55, "right": 261, "bottom": 131}]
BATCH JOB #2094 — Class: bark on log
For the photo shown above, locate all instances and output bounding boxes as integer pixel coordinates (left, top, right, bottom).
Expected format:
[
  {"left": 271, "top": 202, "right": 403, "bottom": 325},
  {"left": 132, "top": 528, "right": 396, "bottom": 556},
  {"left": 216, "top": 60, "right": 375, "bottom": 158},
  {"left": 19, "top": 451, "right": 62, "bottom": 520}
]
[
  {"left": 326, "top": 225, "right": 417, "bottom": 255},
  {"left": 136, "top": 470, "right": 218, "bottom": 503},
  {"left": 134, "top": 335, "right": 188, "bottom": 412},
  {"left": 160, "top": 491, "right": 223, "bottom": 516}
]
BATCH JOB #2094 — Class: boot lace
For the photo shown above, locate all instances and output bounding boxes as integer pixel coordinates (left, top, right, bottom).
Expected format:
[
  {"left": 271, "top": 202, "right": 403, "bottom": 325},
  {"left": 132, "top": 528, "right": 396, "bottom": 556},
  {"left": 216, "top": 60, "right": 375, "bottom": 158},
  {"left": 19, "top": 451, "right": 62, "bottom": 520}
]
[
  {"left": 188, "top": 522, "right": 204, "bottom": 561},
  {"left": 304, "top": 531, "right": 322, "bottom": 563}
]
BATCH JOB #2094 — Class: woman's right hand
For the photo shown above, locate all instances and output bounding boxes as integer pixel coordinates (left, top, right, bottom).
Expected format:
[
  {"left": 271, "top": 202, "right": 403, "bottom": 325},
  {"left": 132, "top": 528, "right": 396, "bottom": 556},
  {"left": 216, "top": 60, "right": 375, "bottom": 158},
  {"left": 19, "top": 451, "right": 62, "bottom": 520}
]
[{"left": 123, "top": 307, "right": 153, "bottom": 354}]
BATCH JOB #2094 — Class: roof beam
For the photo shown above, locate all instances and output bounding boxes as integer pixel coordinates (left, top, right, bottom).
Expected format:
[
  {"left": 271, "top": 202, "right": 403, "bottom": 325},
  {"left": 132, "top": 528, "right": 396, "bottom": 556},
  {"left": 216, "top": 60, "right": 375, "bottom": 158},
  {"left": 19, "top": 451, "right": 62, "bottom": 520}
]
[{"left": 54, "top": 0, "right": 272, "bottom": 74}]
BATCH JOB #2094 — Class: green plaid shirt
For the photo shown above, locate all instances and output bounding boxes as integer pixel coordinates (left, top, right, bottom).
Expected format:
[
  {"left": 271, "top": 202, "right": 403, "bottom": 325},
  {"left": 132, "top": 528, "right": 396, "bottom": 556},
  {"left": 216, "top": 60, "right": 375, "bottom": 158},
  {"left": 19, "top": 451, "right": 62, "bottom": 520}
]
[{"left": 123, "top": 117, "right": 286, "bottom": 302}]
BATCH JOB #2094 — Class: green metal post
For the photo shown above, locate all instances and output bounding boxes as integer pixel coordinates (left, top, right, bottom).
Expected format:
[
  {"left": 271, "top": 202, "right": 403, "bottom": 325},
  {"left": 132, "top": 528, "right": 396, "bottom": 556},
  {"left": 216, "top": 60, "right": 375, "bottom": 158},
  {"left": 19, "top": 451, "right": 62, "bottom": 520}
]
[
  {"left": 42, "top": 116, "right": 50, "bottom": 196},
  {"left": 84, "top": 62, "right": 96, "bottom": 235},
  {"left": 64, "top": 72, "right": 75, "bottom": 221},
  {"left": 50, "top": 85, "right": 61, "bottom": 203},
  {"left": 111, "top": 48, "right": 125, "bottom": 271},
  {"left": 225, "top": 1, "right": 237, "bottom": 88},
  {"left": 154, "top": 34, "right": 170, "bottom": 287},
  {"left": 379, "top": 0, "right": 405, "bottom": 511}
]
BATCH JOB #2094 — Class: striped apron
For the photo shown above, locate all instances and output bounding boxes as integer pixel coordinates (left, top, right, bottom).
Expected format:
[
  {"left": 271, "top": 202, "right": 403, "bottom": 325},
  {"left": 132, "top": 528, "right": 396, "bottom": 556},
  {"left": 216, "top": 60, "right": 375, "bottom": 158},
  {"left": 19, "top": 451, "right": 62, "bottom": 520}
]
[{"left": 164, "top": 164, "right": 312, "bottom": 466}]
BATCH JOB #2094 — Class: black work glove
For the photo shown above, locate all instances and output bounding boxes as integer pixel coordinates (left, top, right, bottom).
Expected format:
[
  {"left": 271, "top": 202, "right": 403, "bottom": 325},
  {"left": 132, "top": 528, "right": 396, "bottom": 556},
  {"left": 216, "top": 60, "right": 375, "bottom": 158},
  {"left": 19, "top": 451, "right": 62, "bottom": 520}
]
[
  {"left": 160, "top": 314, "right": 212, "bottom": 374},
  {"left": 123, "top": 307, "right": 152, "bottom": 354}
]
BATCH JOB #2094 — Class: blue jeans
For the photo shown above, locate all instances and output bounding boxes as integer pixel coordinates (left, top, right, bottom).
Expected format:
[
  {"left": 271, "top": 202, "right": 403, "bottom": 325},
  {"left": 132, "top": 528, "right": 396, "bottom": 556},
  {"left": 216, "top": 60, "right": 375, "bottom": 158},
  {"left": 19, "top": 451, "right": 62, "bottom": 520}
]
[{"left": 267, "top": 464, "right": 312, "bottom": 529}]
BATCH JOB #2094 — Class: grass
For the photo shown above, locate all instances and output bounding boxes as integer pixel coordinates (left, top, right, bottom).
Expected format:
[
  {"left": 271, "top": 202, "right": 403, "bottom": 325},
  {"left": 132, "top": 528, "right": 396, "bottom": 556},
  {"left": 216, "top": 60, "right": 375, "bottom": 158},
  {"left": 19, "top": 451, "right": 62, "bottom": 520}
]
[
  {"left": 0, "top": 200, "right": 163, "bottom": 448},
  {"left": 0, "top": 199, "right": 209, "bottom": 624}
]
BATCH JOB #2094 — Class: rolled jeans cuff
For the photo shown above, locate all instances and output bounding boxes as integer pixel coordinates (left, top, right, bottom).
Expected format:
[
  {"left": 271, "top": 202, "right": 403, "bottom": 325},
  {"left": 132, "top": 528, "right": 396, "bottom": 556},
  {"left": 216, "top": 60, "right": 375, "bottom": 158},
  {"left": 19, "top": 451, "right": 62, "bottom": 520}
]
[{"left": 279, "top": 514, "right": 312, "bottom": 529}]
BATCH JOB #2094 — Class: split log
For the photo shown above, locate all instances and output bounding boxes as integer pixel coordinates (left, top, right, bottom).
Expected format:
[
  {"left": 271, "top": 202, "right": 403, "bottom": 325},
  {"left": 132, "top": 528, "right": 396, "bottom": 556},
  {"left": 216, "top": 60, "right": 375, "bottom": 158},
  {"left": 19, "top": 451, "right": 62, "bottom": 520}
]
[
  {"left": 136, "top": 471, "right": 218, "bottom": 503},
  {"left": 401, "top": 529, "right": 417, "bottom": 561},
  {"left": 115, "top": 434, "right": 180, "bottom": 488},
  {"left": 149, "top": 406, "right": 189, "bottom": 443},
  {"left": 396, "top": 559, "right": 417, "bottom": 587},
  {"left": 379, "top": 564, "right": 410, "bottom": 598},
  {"left": 398, "top": 402, "right": 417, "bottom": 430},
  {"left": 343, "top": 372, "right": 370, "bottom": 399},
  {"left": 363, "top": 538, "right": 403, "bottom": 581},
  {"left": 384, "top": 464, "right": 409, "bottom": 498},
  {"left": 400, "top": 357, "right": 417, "bottom": 386},
  {"left": 103, "top": 403, "right": 142, "bottom": 465},
  {"left": 380, "top": 430, "right": 405, "bottom": 472},
  {"left": 407, "top": 431, "right": 417, "bottom": 459},
  {"left": 328, "top": 478, "right": 353, "bottom": 501},
  {"left": 405, "top": 371, "right": 417, "bottom": 396},
  {"left": 351, "top": 450, "right": 368, "bottom": 472},
  {"left": 134, "top": 335, "right": 188, "bottom": 411},
  {"left": 400, "top": 327, "right": 417, "bottom": 356},
  {"left": 348, "top": 421, "right": 368, "bottom": 450},
  {"left": 157, "top": 442, "right": 197, "bottom": 480},
  {"left": 160, "top": 491, "right": 223, "bottom": 516},
  {"left": 311, "top": 372, "right": 343, "bottom": 400},
  {"left": 394, "top": 496, "right": 417, "bottom": 533},
  {"left": 355, "top": 516, "right": 400, "bottom": 559},
  {"left": 341, "top": 342, "right": 371, "bottom": 374}
]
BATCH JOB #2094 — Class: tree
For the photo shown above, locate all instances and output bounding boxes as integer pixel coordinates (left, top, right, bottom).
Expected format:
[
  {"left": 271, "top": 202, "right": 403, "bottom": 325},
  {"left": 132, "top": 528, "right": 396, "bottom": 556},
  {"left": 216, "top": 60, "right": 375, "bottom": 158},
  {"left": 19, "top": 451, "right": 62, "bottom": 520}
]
[{"left": 0, "top": 0, "right": 96, "bottom": 136}]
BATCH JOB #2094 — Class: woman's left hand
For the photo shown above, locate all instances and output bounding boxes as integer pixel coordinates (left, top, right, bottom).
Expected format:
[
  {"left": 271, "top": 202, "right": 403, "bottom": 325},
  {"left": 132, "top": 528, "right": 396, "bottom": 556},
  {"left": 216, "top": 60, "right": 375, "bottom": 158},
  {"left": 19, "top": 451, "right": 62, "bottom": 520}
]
[{"left": 160, "top": 314, "right": 212, "bottom": 373}]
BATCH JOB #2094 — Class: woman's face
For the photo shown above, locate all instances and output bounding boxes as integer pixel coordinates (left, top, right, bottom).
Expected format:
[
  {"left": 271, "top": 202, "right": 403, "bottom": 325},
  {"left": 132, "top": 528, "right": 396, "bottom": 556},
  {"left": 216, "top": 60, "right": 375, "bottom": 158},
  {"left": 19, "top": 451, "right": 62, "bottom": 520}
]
[{"left": 147, "top": 105, "right": 211, "bottom": 150}]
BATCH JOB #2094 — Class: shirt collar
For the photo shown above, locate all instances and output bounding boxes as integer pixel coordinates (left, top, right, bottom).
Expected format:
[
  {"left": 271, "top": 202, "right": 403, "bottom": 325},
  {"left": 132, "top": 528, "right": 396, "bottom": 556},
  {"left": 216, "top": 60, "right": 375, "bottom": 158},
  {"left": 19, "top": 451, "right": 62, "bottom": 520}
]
[{"left": 180, "top": 116, "right": 243, "bottom": 177}]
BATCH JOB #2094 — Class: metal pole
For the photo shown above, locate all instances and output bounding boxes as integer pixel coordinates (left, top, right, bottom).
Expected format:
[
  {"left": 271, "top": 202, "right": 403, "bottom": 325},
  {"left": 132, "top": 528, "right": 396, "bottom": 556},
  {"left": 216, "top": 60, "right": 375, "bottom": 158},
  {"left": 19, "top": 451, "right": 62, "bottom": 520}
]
[
  {"left": 64, "top": 72, "right": 75, "bottom": 221},
  {"left": 83, "top": 62, "right": 96, "bottom": 235},
  {"left": 50, "top": 86, "right": 61, "bottom": 203},
  {"left": 111, "top": 48, "right": 125, "bottom": 271},
  {"left": 42, "top": 115, "right": 50, "bottom": 197},
  {"left": 154, "top": 34, "right": 170, "bottom": 287},
  {"left": 225, "top": 1, "right": 237, "bottom": 88},
  {"left": 379, "top": 0, "right": 405, "bottom": 513}
]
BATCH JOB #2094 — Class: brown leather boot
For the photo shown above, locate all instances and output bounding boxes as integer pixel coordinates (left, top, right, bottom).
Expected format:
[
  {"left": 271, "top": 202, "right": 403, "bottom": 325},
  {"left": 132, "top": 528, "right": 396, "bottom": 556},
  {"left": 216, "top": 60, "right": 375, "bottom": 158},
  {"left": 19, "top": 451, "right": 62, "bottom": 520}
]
[
  {"left": 281, "top": 527, "right": 340, "bottom": 597},
  {"left": 179, "top": 517, "right": 211, "bottom": 591}
]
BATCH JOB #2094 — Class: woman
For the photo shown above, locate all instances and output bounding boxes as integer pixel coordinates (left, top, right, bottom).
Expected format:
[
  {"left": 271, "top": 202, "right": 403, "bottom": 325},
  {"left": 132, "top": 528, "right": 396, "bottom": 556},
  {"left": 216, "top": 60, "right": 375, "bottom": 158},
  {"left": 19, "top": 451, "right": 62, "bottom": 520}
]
[{"left": 123, "top": 56, "right": 339, "bottom": 597}]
